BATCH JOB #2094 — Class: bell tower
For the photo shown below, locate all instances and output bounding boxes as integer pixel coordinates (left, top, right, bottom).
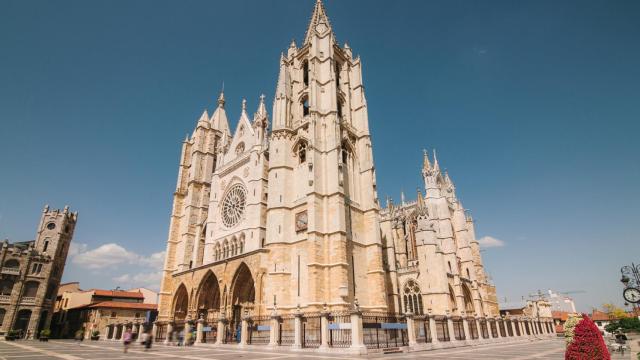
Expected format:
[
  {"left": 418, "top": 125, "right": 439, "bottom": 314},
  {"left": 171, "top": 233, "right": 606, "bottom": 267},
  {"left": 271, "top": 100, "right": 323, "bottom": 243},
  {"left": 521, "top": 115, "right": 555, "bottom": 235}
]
[{"left": 265, "top": 0, "right": 386, "bottom": 311}]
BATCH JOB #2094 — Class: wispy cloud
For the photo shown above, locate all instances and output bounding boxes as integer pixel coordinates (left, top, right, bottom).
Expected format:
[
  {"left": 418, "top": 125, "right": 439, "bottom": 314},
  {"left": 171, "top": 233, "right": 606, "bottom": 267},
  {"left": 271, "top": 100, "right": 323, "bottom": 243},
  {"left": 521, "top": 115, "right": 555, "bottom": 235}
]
[{"left": 478, "top": 236, "right": 505, "bottom": 248}]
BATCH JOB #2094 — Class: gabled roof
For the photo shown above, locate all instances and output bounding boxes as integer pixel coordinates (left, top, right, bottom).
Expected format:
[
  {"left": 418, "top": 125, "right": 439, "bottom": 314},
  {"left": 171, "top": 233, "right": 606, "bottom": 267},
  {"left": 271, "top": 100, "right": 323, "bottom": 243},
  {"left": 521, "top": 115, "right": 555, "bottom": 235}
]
[{"left": 590, "top": 310, "right": 613, "bottom": 321}]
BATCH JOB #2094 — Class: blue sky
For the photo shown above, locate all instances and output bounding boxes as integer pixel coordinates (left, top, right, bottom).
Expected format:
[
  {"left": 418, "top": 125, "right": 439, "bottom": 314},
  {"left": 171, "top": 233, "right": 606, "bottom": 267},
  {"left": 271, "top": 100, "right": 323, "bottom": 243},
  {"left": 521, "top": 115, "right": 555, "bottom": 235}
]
[{"left": 1, "top": 0, "right": 639, "bottom": 312}]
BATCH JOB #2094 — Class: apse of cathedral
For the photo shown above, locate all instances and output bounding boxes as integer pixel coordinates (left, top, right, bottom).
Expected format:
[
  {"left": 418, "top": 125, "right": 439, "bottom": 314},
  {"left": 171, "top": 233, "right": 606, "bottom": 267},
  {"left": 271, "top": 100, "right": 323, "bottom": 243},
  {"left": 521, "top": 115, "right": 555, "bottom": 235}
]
[{"left": 158, "top": 0, "right": 499, "bottom": 328}]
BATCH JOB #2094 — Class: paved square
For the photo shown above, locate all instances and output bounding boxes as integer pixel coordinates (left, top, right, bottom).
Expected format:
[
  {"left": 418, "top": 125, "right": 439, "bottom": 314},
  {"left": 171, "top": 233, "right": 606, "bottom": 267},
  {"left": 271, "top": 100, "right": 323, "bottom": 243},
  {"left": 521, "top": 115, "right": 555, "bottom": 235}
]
[{"left": 0, "top": 339, "right": 624, "bottom": 359}]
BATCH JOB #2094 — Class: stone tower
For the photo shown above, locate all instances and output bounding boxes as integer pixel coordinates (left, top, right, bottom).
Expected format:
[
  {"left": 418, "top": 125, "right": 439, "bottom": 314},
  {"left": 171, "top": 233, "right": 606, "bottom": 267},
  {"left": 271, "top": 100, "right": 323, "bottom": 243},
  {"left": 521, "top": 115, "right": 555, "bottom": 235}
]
[
  {"left": 265, "top": 0, "right": 385, "bottom": 311},
  {"left": 0, "top": 205, "right": 77, "bottom": 338}
]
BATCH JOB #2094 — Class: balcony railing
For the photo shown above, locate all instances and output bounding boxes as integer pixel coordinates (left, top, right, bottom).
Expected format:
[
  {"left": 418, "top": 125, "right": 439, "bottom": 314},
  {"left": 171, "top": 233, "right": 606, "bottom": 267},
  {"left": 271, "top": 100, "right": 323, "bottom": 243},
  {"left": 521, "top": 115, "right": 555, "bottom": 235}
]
[
  {"left": 1, "top": 267, "right": 20, "bottom": 275},
  {"left": 0, "top": 295, "right": 11, "bottom": 303},
  {"left": 21, "top": 297, "right": 36, "bottom": 305}
]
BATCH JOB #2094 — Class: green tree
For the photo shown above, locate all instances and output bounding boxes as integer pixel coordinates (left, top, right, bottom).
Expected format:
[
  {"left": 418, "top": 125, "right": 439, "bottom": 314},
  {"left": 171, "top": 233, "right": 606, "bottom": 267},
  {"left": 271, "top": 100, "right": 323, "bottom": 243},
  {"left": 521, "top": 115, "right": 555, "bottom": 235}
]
[{"left": 604, "top": 317, "right": 640, "bottom": 333}]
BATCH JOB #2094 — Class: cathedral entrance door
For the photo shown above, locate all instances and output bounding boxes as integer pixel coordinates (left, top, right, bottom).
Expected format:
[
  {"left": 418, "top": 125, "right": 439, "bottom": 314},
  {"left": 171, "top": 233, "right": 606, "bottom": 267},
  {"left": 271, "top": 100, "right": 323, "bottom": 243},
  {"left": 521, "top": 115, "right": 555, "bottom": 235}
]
[{"left": 230, "top": 263, "right": 256, "bottom": 343}]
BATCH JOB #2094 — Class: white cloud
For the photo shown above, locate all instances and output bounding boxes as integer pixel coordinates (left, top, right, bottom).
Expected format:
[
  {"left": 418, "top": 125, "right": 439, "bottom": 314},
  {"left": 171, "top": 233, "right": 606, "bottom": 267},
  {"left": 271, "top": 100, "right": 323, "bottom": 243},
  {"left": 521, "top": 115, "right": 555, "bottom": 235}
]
[
  {"left": 68, "top": 242, "right": 88, "bottom": 257},
  {"left": 139, "top": 251, "right": 166, "bottom": 270},
  {"left": 478, "top": 236, "right": 505, "bottom": 248},
  {"left": 113, "top": 271, "right": 162, "bottom": 291},
  {"left": 71, "top": 243, "right": 165, "bottom": 271}
]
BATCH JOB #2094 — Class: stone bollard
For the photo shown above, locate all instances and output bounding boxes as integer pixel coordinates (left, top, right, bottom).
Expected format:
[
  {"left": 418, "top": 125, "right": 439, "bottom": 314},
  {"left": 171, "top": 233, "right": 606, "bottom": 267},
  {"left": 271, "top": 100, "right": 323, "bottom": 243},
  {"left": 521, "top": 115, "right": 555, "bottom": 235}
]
[
  {"left": 293, "top": 310, "right": 303, "bottom": 349},
  {"left": 239, "top": 316, "right": 250, "bottom": 347},
  {"left": 164, "top": 322, "right": 174, "bottom": 345},
  {"left": 195, "top": 318, "right": 204, "bottom": 344},
  {"left": 319, "top": 309, "right": 330, "bottom": 350},
  {"left": 475, "top": 317, "right": 482, "bottom": 342},
  {"left": 429, "top": 316, "right": 439, "bottom": 344},
  {"left": 462, "top": 316, "right": 470, "bottom": 342},
  {"left": 447, "top": 316, "right": 457, "bottom": 343},
  {"left": 216, "top": 316, "right": 226, "bottom": 345},
  {"left": 268, "top": 311, "right": 280, "bottom": 348},
  {"left": 510, "top": 319, "right": 517, "bottom": 338},
  {"left": 405, "top": 312, "right": 417, "bottom": 347},
  {"left": 349, "top": 308, "right": 366, "bottom": 354},
  {"left": 487, "top": 319, "right": 495, "bottom": 340}
]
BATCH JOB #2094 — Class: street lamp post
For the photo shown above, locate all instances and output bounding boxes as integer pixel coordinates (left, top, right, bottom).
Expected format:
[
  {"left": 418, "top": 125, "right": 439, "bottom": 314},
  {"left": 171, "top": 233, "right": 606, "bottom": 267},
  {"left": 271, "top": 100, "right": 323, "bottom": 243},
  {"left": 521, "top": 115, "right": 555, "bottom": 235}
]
[{"left": 620, "top": 263, "right": 640, "bottom": 317}]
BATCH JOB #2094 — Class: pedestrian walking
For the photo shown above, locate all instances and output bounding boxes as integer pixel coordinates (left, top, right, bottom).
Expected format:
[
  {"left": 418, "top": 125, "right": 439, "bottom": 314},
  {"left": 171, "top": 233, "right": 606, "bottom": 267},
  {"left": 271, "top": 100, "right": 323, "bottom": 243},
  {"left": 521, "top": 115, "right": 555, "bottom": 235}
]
[
  {"left": 140, "top": 332, "right": 152, "bottom": 351},
  {"left": 123, "top": 328, "right": 132, "bottom": 353}
]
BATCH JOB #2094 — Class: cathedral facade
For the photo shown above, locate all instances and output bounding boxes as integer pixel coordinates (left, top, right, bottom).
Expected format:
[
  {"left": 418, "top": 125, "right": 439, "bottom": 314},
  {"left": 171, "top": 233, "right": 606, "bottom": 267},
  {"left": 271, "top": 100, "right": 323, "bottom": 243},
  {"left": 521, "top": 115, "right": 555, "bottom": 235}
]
[{"left": 157, "top": 0, "right": 499, "bottom": 336}]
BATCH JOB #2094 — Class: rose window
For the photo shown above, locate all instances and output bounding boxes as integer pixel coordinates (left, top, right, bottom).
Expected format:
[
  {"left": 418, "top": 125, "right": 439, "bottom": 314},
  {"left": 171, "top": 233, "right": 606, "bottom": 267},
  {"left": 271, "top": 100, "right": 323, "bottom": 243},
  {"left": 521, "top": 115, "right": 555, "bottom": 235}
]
[{"left": 221, "top": 184, "right": 246, "bottom": 227}]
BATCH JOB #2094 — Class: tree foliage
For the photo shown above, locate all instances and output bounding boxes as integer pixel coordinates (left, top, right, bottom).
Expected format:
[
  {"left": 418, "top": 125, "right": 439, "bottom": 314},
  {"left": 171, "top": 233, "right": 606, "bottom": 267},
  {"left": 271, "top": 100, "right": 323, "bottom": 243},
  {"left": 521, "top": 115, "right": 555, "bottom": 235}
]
[
  {"left": 604, "top": 316, "right": 640, "bottom": 333},
  {"left": 565, "top": 314, "right": 610, "bottom": 360},
  {"left": 602, "top": 303, "right": 627, "bottom": 319}
]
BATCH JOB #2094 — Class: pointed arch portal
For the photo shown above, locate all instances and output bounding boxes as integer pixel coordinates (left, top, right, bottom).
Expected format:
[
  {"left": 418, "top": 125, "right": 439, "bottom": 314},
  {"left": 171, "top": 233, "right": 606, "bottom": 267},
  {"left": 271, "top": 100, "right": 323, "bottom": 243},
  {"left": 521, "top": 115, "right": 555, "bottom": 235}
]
[
  {"left": 196, "top": 272, "right": 221, "bottom": 321},
  {"left": 173, "top": 284, "right": 189, "bottom": 321},
  {"left": 229, "top": 263, "right": 255, "bottom": 338}
]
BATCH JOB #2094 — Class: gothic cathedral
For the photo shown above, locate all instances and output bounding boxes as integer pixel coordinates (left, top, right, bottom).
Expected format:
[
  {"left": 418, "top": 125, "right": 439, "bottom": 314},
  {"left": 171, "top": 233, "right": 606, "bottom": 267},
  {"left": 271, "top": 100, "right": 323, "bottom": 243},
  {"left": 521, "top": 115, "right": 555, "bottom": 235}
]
[{"left": 158, "top": 0, "right": 498, "bottom": 333}]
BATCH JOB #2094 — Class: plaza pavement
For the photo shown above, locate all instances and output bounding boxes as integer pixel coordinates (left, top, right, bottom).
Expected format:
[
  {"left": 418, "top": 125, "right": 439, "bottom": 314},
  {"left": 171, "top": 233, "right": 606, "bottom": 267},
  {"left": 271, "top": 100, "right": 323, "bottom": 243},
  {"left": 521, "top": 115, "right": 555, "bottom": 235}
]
[{"left": 0, "top": 338, "right": 625, "bottom": 359}]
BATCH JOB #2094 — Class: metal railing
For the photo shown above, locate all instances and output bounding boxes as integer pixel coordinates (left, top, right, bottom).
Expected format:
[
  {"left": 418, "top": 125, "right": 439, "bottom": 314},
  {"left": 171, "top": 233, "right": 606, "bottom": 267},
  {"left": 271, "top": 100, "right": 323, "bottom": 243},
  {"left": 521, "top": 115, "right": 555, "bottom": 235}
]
[
  {"left": 328, "top": 312, "right": 351, "bottom": 348},
  {"left": 435, "top": 317, "right": 450, "bottom": 342},
  {"left": 452, "top": 318, "right": 465, "bottom": 341},
  {"left": 302, "top": 313, "right": 321, "bottom": 348},
  {"left": 278, "top": 314, "right": 295, "bottom": 346},
  {"left": 362, "top": 312, "right": 408, "bottom": 349},
  {"left": 413, "top": 315, "right": 431, "bottom": 343},
  {"left": 248, "top": 316, "right": 270, "bottom": 345}
]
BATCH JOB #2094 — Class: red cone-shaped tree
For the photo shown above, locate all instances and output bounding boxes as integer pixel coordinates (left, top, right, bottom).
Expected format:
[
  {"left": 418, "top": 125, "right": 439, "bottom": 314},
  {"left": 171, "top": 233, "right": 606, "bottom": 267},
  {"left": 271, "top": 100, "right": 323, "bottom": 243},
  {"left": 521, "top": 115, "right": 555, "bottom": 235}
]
[{"left": 565, "top": 314, "right": 610, "bottom": 360}]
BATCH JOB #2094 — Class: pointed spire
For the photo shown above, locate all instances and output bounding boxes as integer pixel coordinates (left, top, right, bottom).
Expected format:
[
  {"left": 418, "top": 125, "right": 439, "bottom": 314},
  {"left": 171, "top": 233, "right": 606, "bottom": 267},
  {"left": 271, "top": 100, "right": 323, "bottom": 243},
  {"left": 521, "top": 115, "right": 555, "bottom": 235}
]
[
  {"left": 217, "top": 90, "right": 225, "bottom": 107},
  {"left": 241, "top": 98, "right": 247, "bottom": 113},
  {"left": 255, "top": 94, "right": 267, "bottom": 119},
  {"left": 400, "top": 190, "right": 406, "bottom": 206},
  {"left": 198, "top": 109, "right": 209, "bottom": 123},
  {"left": 304, "top": 0, "right": 334, "bottom": 45},
  {"left": 211, "top": 89, "right": 230, "bottom": 134},
  {"left": 432, "top": 149, "right": 440, "bottom": 173},
  {"left": 416, "top": 188, "right": 425, "bottom": 208},
  {"left": 422, "top": 149, "right": 431, "bottom": 172}
]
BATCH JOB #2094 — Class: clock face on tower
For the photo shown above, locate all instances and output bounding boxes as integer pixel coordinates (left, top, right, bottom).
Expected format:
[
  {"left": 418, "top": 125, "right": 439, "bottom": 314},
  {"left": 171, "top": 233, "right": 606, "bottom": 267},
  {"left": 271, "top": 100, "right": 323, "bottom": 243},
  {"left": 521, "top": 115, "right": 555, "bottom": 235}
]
[
  {"left": 624, "top": 287, "right": 640, "bottom": 303},
  {"left": 295, "top": 211, "right": 308, "bottom": 232}
]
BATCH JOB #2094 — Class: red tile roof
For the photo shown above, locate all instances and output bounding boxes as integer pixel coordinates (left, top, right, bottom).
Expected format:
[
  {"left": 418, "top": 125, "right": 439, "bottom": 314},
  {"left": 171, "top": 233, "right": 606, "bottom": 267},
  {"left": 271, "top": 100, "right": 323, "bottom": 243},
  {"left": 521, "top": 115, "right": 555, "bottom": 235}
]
[
  {"left": 591, "top": 310, "right": 613, "bottom": 321},
  {"left": 91, "top": 289, "right": 144, "bottom": 299},
  {"left": 552, "top": 311, "right": 571, "bottom": 321},
  {"left": 87, "top": 301, "right": 157, "bottom": 310}
]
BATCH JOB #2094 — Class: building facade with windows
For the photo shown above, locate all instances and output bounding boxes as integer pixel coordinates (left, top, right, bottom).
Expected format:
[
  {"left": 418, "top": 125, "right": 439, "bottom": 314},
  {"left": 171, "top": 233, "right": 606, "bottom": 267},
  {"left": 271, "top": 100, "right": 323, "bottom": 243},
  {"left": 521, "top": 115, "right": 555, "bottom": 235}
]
[
  {"left": 0, "top": 205, "right": 77, "bottom": 338},
  {"left": 157, "top": 0, "right": 502, "bottom": 346},
  {"left": 51, "top": 287, "right": 157, "bottom": 339}
]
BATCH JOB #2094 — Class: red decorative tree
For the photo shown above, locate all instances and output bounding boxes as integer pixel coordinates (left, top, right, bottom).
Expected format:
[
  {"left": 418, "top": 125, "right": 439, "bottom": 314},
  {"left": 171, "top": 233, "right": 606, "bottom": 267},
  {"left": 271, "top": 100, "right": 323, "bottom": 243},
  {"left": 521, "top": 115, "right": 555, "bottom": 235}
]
[{"left": 565, "top": 314, "right": 610, "bottom": 360}]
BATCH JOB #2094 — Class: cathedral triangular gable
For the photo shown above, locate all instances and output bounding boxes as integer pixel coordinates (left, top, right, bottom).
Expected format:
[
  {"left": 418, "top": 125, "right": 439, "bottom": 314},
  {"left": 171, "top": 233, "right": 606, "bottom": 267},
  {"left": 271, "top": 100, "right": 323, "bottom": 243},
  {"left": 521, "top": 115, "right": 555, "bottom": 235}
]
[{"left": 223, "top": 99, "right": 256, "bottom": 164}]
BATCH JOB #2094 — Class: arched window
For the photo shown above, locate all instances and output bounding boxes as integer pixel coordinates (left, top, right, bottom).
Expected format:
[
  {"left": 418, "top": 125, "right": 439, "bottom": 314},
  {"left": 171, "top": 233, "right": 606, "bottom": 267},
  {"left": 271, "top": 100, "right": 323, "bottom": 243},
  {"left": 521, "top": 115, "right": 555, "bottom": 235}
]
[
  {"left": 0, "top": 308, "right": 5, "bottom": 327},
  {"left": 448, "top": 261, "right": 452, "bottom": 273},
  {"left": 448, "top": 285, "right": 457, "bottom": 312},
  {"left": 223, "top": 241, "right": 229, "bottom": 259},
  {"left": 335, "top": 62, "right": 341, "bottom": 87},
  {"left": 22, "top": 281, "right": 39, "bottom": 298},
  {"left": 0, "top": 279, "right": 15, "bottom": 296},
  {"left": 298, "top": 142, "right": 307, "bottom": 164},
  {"left": 337, "top": 99, "right": 343, "bottom": 119},
  {"left": 4, "top": 259, "right": 19, "bottom": 268},
  {"left": 466, "top": 268, "right": 471, "bottom": 279},
  {"left": 239, "top": 240, "right": 244, "bottom": 254},
  {"left": 43, "top": 240, "right": 49, "bottom": 252},
  {"left": 231, "top": 241, "right": 237, "bottom": 256},
  {"left": 402, "top": 280, "right": 424, "bottom": 315},
  {"left": 302, "top": 96, "right": 309, "bottom": 117},
  {"left": 303, "top": 60, "right": 309, "bottom": 87},
  {"left": 462, "top": 284, "right": 475, "bottom": 314}
]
